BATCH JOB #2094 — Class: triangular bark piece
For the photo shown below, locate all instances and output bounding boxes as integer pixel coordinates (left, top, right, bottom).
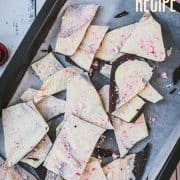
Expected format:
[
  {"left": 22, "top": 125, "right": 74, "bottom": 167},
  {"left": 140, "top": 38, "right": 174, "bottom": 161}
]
[
  {"left": 71, "top": 25, "right": 108, "bottom": 71},
  {"left": 31, "top": 53, "right": 63, "bottom": 82},
  {"left": 34, "top": 66, "right": 82, "bottom": 103},
  {"left": 2, "top": 101, "right": 49, "bottom": 166},
  {"left": 21, "top": 88, "right": 39, "bottom": 102},
  {"left": 44, "top": 115, "right": 105, "bottom": 180},
  {"left": 103, "top": 145, "right": 149, "bottom": 180},
  {"left": 55, "top": 4, "right": 99, "bottom": 56},
  {"left": 36, "top": 96, "right": 65, "bottom": 121},
  {"left": 113, "top": 114, "right": 148, "bottom": 157},
  {"left": 112, "top": 96, "right": 145, "bottom": 122},
  {"left": 0, "top": 157, "right": 37, "bottom": 180},
  {"left": 65, "top": 74, "right": 112, "bottom": 129},
  {"left": 21, "top": 135, "right": 52, "bottom": 168},
  {"left": 121, "top": 12, "right": 166, "bottom": 62},
  {"left": 138, "top": 83, "right": 163, "bottom": 103},
  {"left": 95, "top": 24, "right": 135, "bottom": 62},
  {"left": 21, "top": 89, "right": 66, "bottom": 121},
  {"left": 80, "top": 158, "right": 106, "bottom": 180}
]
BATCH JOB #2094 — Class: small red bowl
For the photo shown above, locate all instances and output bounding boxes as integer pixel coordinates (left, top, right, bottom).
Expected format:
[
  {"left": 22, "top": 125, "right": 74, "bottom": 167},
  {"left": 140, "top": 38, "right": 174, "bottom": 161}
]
[{"left": 0, "top": 43, "right": 9, "bottom": 66}]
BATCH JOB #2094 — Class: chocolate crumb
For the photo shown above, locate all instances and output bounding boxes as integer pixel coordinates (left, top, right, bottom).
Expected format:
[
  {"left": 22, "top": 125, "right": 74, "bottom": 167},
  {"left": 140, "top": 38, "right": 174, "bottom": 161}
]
[
  {"left": 173, "top": 66, "right": 180, "bottom": 85},
  {"left": 169, "top": 88, "right": 177, "bottom": 94},
  {"left": 41, "top": 45, "right": 52, "bottom": 53},
  {"left": 94, "top": 148, "right": 113, "bottom": 157},
  {"left": 27, "top": 157, "right": 39, "bottom": 161},
  {"left": 48, "top": 45, "right": 53, "bottom": 53},
  {"left": 41, "top": 49, "right": 48, "bottom": 53},
  {"left": 114, "top": 11, "right": 128, "bottom": 18}
]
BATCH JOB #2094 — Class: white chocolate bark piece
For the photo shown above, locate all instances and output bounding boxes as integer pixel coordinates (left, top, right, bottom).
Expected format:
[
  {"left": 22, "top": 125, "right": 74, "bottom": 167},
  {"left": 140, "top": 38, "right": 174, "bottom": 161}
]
[
  {"left": 56, "top": 122, "right": 65, "bottom": 137},
  {"left": 44, "top": 115, "right": 105, "bottom": 180},
  {"left": 113, "top": 114, "right": 148, "bottom": 157},
  {"left": 112, "top": 96, "right": 145, "bottom": 122},
  {"left": 2, "top": 101, "right": 49, "bottom": 166},
  {"left": 31, "top": 53, "right": 63, "bottom": 82},
  {"left": 37, "top": 96, "right": 66, "bottom": 121},
  {"left": 0, "top": 157, "right": 37, "bottom": 180},
  {"left": 21, "top": 88, "right": 39, "bottom": 102},
  {"left": 100, "top": 64, "right": 112, "bottom": 78},
  {"left": 0, "top": 166, "right": 37, "bottom": 180},
  {"left": 55, "top": 4, "right": 99, "bottom": 56},
  {"left": 21, "top": 89, "right": 66, "bottom": 121},
  {"left": 95, "top": 24, "right": 135, "bottom": 62},
  {"left": 99, "top": 85, "right": 110, "bottom": 112},
  {"left": 80, "top": 158, "right": 106, "bottom": 180},
  {"left": 65, "top": 74, "right": 112, "bottom": 129},
  {"left": 34, "top": 66, "right": 82, "bottom": 103},
  {"left": 21, "top": 135, "right": 52, "bottom": 168},
  {"left": 71, "top": 25, "right": 108, "bottom": 71},
  {"left": 121, "top": 12, "right": 166, "bottom": 62},
  {"left": 45, "top": 171, "right": 63, "bottom": 180},
  {"left": 103, "top": 154, "right": 135, "bottom": 180},
  {"left": 0, "top": 164, "right": 22, "bottom": 180},
  {"left": 138, "top": 83, "right": 163, "bottom": 103},
  {"left": 115, "top": 60, "right": 153, "bottom": 108}
]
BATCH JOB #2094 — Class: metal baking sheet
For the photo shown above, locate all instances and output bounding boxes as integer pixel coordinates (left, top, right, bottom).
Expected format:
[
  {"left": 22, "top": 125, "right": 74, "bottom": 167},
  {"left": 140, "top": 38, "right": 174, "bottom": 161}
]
[{"left": 0, "top": 0, "right": 180, "bottom": 179}]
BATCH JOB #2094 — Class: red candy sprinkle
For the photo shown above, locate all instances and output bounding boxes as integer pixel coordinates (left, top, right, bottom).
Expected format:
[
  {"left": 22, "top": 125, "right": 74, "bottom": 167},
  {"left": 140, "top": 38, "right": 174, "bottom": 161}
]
[
  {"left": 91, "top": 167, "right": 96, "bottom": 172},
  {"left": 76, "top": 172, "right": 81, "bottom": 176}
]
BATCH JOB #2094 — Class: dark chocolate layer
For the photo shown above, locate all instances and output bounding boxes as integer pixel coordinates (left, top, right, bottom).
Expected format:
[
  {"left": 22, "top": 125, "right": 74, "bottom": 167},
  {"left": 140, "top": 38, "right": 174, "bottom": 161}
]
[
  {"left": 133, "top": 144, "right": 151, "bottom": 180},
  {"left": 109, "top": 54, "right": 140, "bottom": 113},
  {"left": 114, "top": 11, "right": 129, "bottom": 18}
]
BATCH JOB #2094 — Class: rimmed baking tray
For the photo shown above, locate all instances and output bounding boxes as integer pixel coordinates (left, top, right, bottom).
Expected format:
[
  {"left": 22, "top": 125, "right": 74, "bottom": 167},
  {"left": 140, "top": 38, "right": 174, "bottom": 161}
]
[{"left": 0, "top": 0, "right": 180, "bottom": 179}]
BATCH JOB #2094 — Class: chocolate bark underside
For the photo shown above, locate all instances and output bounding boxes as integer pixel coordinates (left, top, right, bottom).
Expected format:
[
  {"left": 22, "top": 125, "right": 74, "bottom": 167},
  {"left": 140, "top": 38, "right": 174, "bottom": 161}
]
[
  {"left": 109, "top": 54, "right": 142, "bottom": 113},
  {"left": 133, "top": 144, "right": 151, "bottom": 180},
  {"left": 109, "top": 54, "right": 155, "bottom": 113}
]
